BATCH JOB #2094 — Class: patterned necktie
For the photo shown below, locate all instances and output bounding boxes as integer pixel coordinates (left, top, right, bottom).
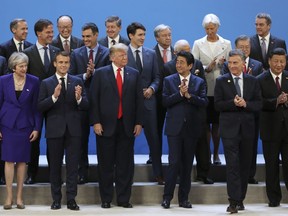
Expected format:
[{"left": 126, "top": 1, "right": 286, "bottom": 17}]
[
  {"left": 43, "top": 46, "right": 50, "bottom": 73},
  {"left": 234, "top": 77, "right": 241, "bottom": 97},
  {"left": 116, "top": 68, "right": 123, "bottom": 119},
  {"left": 275, "top": 76, "right": 281, "bottom": 93},
  {"left": 18, "top": 42, "right": 23, "bottom": 52},
  {"left": 89, "top": 49, "right": 94, "bottom": 62},
  {"left": 135, "top": 50, "right": 142, "bottom": 73},
  {"left": 64, "top": 40, "right": 70, "bottom": 53},
  {"left": 163, "top": 49, "right": 167, "bottom": 63},
  {"left": 261, "top": 38, "right": 266, "bottom": 60}
]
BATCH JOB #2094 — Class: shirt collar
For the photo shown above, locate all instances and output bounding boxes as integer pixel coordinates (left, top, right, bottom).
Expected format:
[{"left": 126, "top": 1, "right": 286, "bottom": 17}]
[
  {"left": 231, "top": 72, "right": 243, "bottom": 79},
  {"left": 55, "top": 73, "right": 68, "bottom": 80},
  {"left": 59, "top": 34, "right": 71, "bottom": 43},
  {"left": 36, "top": 41, "right": 50, "bottom": 50}
]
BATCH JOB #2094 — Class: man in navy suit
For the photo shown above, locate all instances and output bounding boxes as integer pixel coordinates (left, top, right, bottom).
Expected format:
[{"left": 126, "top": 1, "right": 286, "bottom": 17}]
[
  {"left": 161, "top": 51, "right": 208, "bottom": 209},
  {"left": 38, "top": 51, "right": 89, "bottom": 210},
  {"left": 98, "top": 16, "right": 130, "bottom": 48},
  {"left": 126, "top": 22, "right": 163, "bottom": 184},
  {"left": 257, "top": 48, "right": 288, "bottom": 207},
  {"left": 23, "top": 19, "right": 60, "bottom": 184},
  {"left": 90, "top": 43, "right": 143, "bottom": 208},
  {"left": 214, "top": 49, "right": 262, "bottom": 213},
  {"left": 51, "top": 15, "right": 84, "bottom": 53},
  {"left": 222, "top": 35, "right": 263, "bottom": 185},
  {"left": 0, "top": 18, "right": 33, "bottom": 61},
  {"left": 70, "top": 22, "right": 110, "bottom": 184},
  {"left": 152, "top": 24, "right": 175, "bottom": 165},
  {"left": 250, "top": 13, "right": 286, "bottom": 70}
]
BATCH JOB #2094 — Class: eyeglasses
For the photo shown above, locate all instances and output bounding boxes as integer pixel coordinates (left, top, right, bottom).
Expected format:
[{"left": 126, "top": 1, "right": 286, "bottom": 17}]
[{"left": 58, "top": 25, "right": 72, "bottom": 30}]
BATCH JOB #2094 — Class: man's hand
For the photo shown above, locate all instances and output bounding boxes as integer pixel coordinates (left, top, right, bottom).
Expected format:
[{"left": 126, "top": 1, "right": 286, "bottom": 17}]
[
  {"left": 143, "top": 87, "right": 154, "bottom": 99},
  {"left": 234, "top": 95, "right": 247, "bottom": 107},
  {"left": 85, "top": 59, "right": 95, "bottom": 79},
  {"left": 277, "top": 92, "right": 288, "bottom": 105},
  {"left": 75, "top": 85, "right": 82, "bottom": 101},
  {"left": 93, "top": 123, "right": 103, "bottom": 136},
  {"left": 133, "top": 125, "right": 142, "bottom": 137},
  {"left": 53, "top": 83, "right": 62, "bottom": 98}
]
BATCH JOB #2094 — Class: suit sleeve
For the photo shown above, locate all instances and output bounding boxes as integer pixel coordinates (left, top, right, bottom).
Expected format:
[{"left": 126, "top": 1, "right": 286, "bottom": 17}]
[
  {"left": 89, "top": 69, "right": 101, "bottom": 125},
  {"left": 149, "top": 52, "right": 160, "bottom": 93}
]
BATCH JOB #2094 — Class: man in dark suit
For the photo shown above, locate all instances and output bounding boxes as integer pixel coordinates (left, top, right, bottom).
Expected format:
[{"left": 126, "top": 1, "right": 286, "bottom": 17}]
[
  {"left": 161, "top": 51, "right": 208, "bottom": 209},
  {"left": 38, "top": 51, "right": 88, "bottom": 210},
  {"left": 0, "top": 18, "right": 33, "bottom": 61},
  {"left": 90, "top": 43, "right": 143, "bottom": 208},
  {"left": 250, "top": 13, "right": 286, "bottom": 70},
  {"left": 164, "top": 39, "right": 213, "bottom": 184},
  {"left": 70, "top": 22, "right": 110, "bottom": 184},
  {"left": 214, "top": 49, "right": 262, "bottom": 213},
  {"left": 23, "top": 19, "right": 60, "bottom": 184},
  {"left": 222, "top": 35, "right": 263, "bottom": 185},
  {"left": 51, "top": 15, "right": 84, "bottom": 53},
  {"left": 126, "top": 22, "right": 163, "bottom": 184},
  {"left": 152, "top": 24, "right": 175, "bottom": 165},
  {"left": 98, "top": 16, "right": 130, "bottom": 48},
  {"left": 257, "top": 48, "right": 288, "bottom": 207}
]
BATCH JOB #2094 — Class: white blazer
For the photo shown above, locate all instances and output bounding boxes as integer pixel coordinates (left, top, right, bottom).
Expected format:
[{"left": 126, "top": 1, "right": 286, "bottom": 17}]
[{"left": 192, "top": 35, "right": 232, "bottom": 96}]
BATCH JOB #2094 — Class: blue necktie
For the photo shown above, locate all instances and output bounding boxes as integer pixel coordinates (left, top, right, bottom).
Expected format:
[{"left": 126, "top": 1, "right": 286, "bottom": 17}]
[
  {"left": 43, "top": 46, "right": 50, "bottom": 73},
  {"left": 234, "top": 77, "right": 241, "bottom": 97}
]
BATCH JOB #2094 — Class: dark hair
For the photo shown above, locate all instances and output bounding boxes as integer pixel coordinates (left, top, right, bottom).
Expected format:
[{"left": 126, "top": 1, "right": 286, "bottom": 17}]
[
  {"left": 126, "top": 22, "right": 146, "bottom": 40},
  {"left": 268, "top": 48, "right": 286, "bottom": 59},
  {"left": 53, "top": 51, "right": 70, "bottom": 62},
  {"left": 105, "top": 16, "right": 121, "bottom": 27},
  {"left": 256, "top": 13, "right": 272, "bottom": 25},
  {"left": 177, "top": 51, "right": 194, "bottom": 65},
  {"left": 234, "top": 35, "right": 250, "bottom": 47},
  {"left": 57, "top": 15, "right": 73, "bottom": 25},
  {"left": 34, "top": 19, "right": 53, "bottom": 36},
  {"left": 81, "top": 22, "right": 99, "bottom": 34},
  {"left": 10, "top": 18, "right": 26, "bottom": 33}
]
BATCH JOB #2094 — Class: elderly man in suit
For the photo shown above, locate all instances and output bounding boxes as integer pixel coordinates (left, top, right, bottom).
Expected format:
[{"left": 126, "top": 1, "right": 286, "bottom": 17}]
[
  {"left": 222, "top": 35, "right": 263, "bottom": 185},
  {"left": 90, "top": 43, "right": 143, "bottom": 208},
  {"left": 51, "top": 15, "right": 84, "bottom": 53},
  {"left": 98, "top": 16, "right": 130, "bottom": 48},
  {"left": 250, "top": 13, "right": 287, "bottom": 70},
  {"left": 38, "top": 51, "right": 89, "bottom": 211},
  {"left": 257, "top": 48, "right": 288, "bottom": 207},
  {"left": 161, "top": 51, "right": 208, "bottom": 209},
  {"left": 0, "top": 18, "right": 33, "bottom": 61},
  {"left": 126, "top": 22, "right": 163, "bottom": 185},
  {"left": 214, "top": 49, "right": 262, "bottom": 213},
  {"left": 70, "top": 22, "right": 110, "bottom": 184},
  {"left": 23, "top": 19, "right": 60, "bottom": 184}
]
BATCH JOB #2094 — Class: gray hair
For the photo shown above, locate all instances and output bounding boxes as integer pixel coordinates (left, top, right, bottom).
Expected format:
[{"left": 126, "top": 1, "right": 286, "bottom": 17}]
[
  {"left": 8, "top": 52, "right": 29, "bottom": 70},
  {"left": 174, "top": 39, "right": 190, "bottom": 53},
  {"left": 256, "top": 13, "right": 272, "bottom": 25},
  {"left": 10, "top": 18, "right": 26, "bottom": 33},
  {"left": 229, "top": 49, "right": 246, "bottom": 61},
  {"left": 154, "top": 24, "right": 171, "bottom": 38},
  {"left": 202, "top": 13, "right": 221, "bottom": 28},
  {"left": 110, "top": 43, "right": 128, "bottom": 56}
]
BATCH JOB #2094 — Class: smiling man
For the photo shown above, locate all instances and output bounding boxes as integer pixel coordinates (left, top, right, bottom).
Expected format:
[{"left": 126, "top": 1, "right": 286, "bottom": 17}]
[{"left": 98, "top": 16, "right": 130, "bottom": 48}]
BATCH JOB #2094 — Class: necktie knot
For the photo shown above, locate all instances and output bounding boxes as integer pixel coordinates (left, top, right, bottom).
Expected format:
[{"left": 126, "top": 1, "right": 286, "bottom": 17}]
[
  {"left": 111, "top": 39, "right": 116, "bottom": 45},
  {"left": 182, "top": 78, "right": 187, "bottom": 85},
  {"left": 18, "top": 42, "right": 23, "bottom": 52}
]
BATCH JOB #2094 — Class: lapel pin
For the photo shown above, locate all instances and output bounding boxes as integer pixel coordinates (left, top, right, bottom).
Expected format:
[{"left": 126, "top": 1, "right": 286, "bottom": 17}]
[
  {"left": 286, "top": 77, "right": 288, "bottom": 79},
  {"left": 228, "top": 80, "right": 231, "bottom": 83},
  {"left": 26, "top": 89, "right": 29, "bottom": 91}
]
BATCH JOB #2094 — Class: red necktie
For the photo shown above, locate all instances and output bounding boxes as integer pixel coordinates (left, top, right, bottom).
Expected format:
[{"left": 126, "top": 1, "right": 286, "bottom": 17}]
[
  {"left": 163, "top": 49, "right": 167, "bottom": 63},
  {"left": 243, "top": 64, "right": 247, "bottom": 74},
  {"left": 89, "top": 49, "right": 94, "bottom": 62},
  {"left": 275, "top": 76, "right": 281, "bottom": 92},
  {"left": 116, "top": 68, "right": 123, "bottom": 119}
]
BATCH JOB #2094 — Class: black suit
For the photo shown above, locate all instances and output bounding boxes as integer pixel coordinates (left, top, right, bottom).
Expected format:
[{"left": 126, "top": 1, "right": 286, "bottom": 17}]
[
  {"left": 257, "top": 70, "right": 288, "bottom": 204},
  {"left": 98, "top": 35, "right": 130, "bottom": 48},
  {"left": 70, "top": 44, "right": 110, "bottom": 181},
  {"left": 163, "top": 58, "right": 210, "bottom": 179},
  {"left": 214, "top": 73, "right": 262, "bottom": 203},
  {"left": 89, "top": 65, "right": 143, "bottom": 204},
  {"left": 51, "top": 35, "right": 84, "bottom": 52},
  {"left": 23, "top": 44, "right": 60, "bottom": 180},
  {"left": 0, "top": 38, "right": 33, "bottom": 61},
  {"left": 250, "top": 34, "right": 287, "bottom": 70},
  {"left": 38, "top": 74, "right": 88, "bottom": 202}
]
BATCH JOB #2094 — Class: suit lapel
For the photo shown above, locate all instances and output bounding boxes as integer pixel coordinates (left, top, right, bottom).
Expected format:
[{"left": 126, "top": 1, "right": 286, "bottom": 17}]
[
  {"left": 7, "top": 75, "right": 19, "bottom": 105},
  {"left": 107, "top": 65, "right": 118, "bottom": 95},
  {"left": 281, "top": 71, "right": 288, "bottom": 93}
]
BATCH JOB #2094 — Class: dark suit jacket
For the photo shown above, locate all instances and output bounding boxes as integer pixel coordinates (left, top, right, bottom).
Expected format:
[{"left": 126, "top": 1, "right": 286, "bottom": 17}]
[
  {"left": 98, "top": 35, "right": 130, "bottom": 47},
  {"left": 38, "top": 74, "right": 89, "bottom": 138},
  {"left": 250, "top": 34, "right": 287, "bottom": 70},
  {"left": 214, "top": 73, "right": 262, "bottom": 139},
  {"left": 24, "top": 44, "right": 60, "bottom": 81},
  {"left": 51, "top": 35, "right": 84, "bottom": 52},
  {"left": 89, "top": 65, "right": 143, "bottom": 137},
  {"left": 162, "top": 73, "right": 208, "bottom": 137},
  {"left": 127, "top": 46, "right": 160, "bottom": 110},
  {"left": 257, "top": 70, "right": 288, "bottom": 141},
  {"left": 0, "top": 56, "right": 7, "bottom": 76},
  {"left": 0, "top": 74, "right": 42, "bottom": 131},
  {"left": 69, "top": 45, "right": 110, "bottom": 89},
  {"left": 221, "top": 57, "right": 263, "bottom": 76},
  {"left": 0, "top": 38, "right": 33, "bottom": 61}
]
